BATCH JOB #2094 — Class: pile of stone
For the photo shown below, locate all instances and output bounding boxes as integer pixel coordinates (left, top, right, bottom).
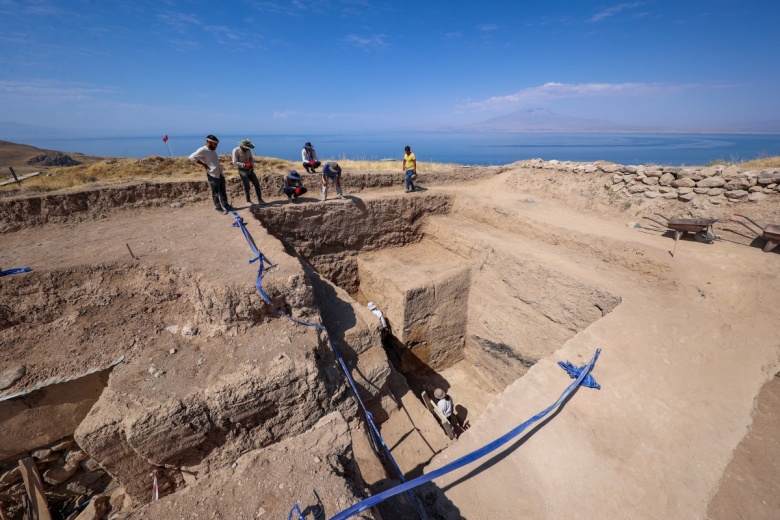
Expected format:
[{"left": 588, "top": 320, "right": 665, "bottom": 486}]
[
  {"left": 0, "top": 436, "right": 111, "bottom": 518},
  {"left": 528, "top": 159, "right": 780, "bottom": 205}
]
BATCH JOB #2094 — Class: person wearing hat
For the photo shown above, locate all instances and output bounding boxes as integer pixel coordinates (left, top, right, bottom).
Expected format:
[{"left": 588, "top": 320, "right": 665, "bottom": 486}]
[
  {"left": 402, "top": 145, "right": 417, "bottom": 193},
  {"left": 321, "top": 161, "right": 343, "bottom": 201},
  {"left": 189, "top": 134, "right": 232, "bottom": 214},
  {"left": 232, "top": 138, "right": 265, "bottom": 205},
  {"left": 283, "top": 170, "right": 307, "bottom": 201},
  {"left": 367, "top": 302, "right": 389, "bottom": 338},
  {"left": 301, "top": 142, "right": 321, "bottom": 174},
  {"left": 434, "top": 388, "right": 459, "bottom": 429}
]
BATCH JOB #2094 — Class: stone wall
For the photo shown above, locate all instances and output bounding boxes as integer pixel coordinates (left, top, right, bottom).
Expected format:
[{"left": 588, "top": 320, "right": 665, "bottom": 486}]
[{"left": 527, "top": 159, "right": 780, "bottom": 205}]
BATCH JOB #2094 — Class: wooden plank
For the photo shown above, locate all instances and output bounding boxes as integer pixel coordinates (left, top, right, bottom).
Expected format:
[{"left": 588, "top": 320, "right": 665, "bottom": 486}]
[
  {"left": 18, "top": 457, "right": 52, "bottom": 520},
  {"left": 422, "top": 391, "right": 456, "bottom": 440}
]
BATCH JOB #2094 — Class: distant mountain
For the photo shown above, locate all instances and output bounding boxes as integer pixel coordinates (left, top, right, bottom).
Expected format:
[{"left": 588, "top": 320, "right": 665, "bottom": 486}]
[{"left": 463, "top": 108, "right": 635, "bottom": 132}]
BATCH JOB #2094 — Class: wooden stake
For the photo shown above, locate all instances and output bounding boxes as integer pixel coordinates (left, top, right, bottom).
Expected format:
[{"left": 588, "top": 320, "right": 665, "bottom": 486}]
[
  {"left": 125, "top": 243, "right": 136, "bottom": 260},
  {"left": 671, "top": 230, "right": 682, "bottom": 258},
  {"left": 18, "top": 457, "right": 53, "bottom": 520}
]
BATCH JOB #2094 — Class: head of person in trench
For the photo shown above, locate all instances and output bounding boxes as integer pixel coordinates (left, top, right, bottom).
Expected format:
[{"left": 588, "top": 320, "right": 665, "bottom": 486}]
[{"left": 434, "top": 388, "right": 446, "bottom": 400}]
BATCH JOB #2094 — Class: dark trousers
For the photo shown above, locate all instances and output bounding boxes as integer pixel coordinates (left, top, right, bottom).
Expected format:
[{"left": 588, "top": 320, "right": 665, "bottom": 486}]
[
  {"left": 303, "top": 160, "right": 321, "bottom": 173},
  {"left": 207, "top": 174, "right": 229, "bottom": 209},
  {"left": 283, "top": 186, "right": 307, "bottom": 198},
  {"left": 239, "top": 169, "right": 262, "bottom": 201}
]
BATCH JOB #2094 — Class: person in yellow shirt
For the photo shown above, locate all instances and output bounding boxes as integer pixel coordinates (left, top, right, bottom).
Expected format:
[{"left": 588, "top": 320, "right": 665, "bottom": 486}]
[{"left": 402, "top": 145, "right": 417, "bottom": 193}]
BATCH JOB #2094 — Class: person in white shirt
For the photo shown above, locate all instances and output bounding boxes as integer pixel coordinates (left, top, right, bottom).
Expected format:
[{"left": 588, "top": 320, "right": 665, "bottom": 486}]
[
  {"left": 301, "top": 142, "right": 321, "bottom": 174},
  {"left": 434, "top": 388, "right": 458, "bottom": 429},
  {"left": 231, "top": 138, "right": 264, "bottom": 205},
  {"left": 189, "top": 134, "right": 232, "bottom": 214},
  {"left": 367, "top": 302, "right": 389, "bottom": 338}
]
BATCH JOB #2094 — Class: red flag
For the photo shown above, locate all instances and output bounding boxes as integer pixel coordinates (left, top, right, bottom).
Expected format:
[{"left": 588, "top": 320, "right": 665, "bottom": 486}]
[{"left": 162, "top": 135, "right": 169, "bottom": 143}]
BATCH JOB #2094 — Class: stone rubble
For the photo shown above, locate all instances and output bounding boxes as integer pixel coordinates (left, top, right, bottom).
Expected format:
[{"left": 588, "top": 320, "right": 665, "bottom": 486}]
[{"left": 526, "top": 158, "right": 780, "bottom": 204}]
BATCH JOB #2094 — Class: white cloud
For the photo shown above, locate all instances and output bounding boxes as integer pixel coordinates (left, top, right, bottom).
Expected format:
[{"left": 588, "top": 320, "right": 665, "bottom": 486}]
[
  {"left": 0, "top": 80, "right": 120, "bottom": 102},
  {"left": 589, "top": 2, "right": 644, "bottom": 23},
  {"left": 344, "top": 33, "right": 387, "bottom": 48},
  {"left": 464, "top": 81, "right": 697, "bottom": 110},
  {"left": 477, "top": 24, "right": 498, "bottom": 31}
]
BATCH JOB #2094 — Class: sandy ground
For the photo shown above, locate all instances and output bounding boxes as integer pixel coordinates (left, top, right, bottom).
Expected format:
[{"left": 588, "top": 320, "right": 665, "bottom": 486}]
[
  {"left": 1, "top": 164, "right": 778, "bottom": 519},
  {"left": 423, "top": 174, "right": 780, "bottom": 519}
]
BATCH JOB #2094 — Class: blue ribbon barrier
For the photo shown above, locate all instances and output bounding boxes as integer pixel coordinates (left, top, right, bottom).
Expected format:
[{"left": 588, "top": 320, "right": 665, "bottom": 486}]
[
  {"left": 0, "top": 267, "right": 32, "bottom": 277},
  {"left": 288, "top": 504, "right": 305, "bottom": 520},
  {"left": 229, "top": 213, "right": 426, "bottom": 520},
  {"left": 558, "top": 360, "right": 601, "bottom": 389},
  {"left": 329, "top": 348, "right": 602, "bottom": 520}
]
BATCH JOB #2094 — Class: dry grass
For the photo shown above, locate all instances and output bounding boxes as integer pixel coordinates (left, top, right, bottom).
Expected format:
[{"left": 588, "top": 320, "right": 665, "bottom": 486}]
[
  {"left": 0, "top": 154, "right": 456, "bottom": 196},
  {"left": 705, "top": 155, "right": 780, "bottom": 168}
]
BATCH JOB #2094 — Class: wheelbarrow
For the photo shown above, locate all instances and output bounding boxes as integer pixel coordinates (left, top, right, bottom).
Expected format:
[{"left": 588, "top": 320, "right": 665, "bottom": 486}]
[
  {"left": 730, "top": 214, "right": 780, "bottom": 253},
  {"left": 642, "top": 213, "right": 718, "bottom": 257}
]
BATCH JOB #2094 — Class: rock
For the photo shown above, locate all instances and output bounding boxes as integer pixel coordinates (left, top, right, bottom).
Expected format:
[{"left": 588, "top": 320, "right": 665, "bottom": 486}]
[
  {"left": 644, "top": 169, "right": 663, "bottom": 178},
  {"left": 677, "top": 187, "right": 693, "bottom": 195},
  {"left": 74, "top": 494, "right": 110, "bottom": 520},
  {"left": 725, "top": 190, "right": 749, "bottom": 200},
  {"left": 697, "top": 176, "right": 726, "bottom": 188},
  {"left": 763, "top": 188, "right": 776, "bottom": 194},
  {"left": 699, "top": 167, "right": 719, "bottom": 178},
  {"left": 678, "top": 192, "right": 696, "bottom": 202},
  {"left": 0, "top": 467, "right": 21, "bottom": 486},
  {"left": 164, "top": 325, "right": 179, "bottom": 335},
  {"left": 622, "top": 174, "right": 638, "bottom": 183},
  {"left": 610, "top": 183, "right": 625, "bottom": 192},
  {"left": 709, "top": 195, "right": 726, "bottom": 205},
  {"left": 749, "top": 186, "right": 763, "bottom": 193},
  {"left": 50, "top": 437, "right": 75, "bottom": 451},
  {"left": 65, "top": 448, "right": 89, "bottom": 470},
  {"left": 627, "top": 184, "right": 646, "bottom": 194},
  {"left": 672, "top": 178, "right": 696, "bottom": 188},
  {"left": 644, "top": 191, "right": 660, "bottom": 199},
  {"left": 27, "top": 152, "right": 81, "bottom": 167},
  {"left": 662, "top": 192, "right": 678, "bottom": 199},
  {"left": 725, "top": 179, "right": 750, "bottom": 190},
  {"left": 169, "top": 348, "right": 177, "bottom": 354},
  {"left": 663, "top": 167, "right": 681, "bottom": 175},
  {"left": 693, "top": 188, "right": 710, "bottom": 194},
  {"left": 181, "top": 325, "right": 198, "bottom": 336},
  {"left": 748, "top": 192, "right": 766, "bottom": 202},
  {"left": 706, "top": 188, "right": 725, "bottom": 196},
  {"left": 81, "top": 457, "right": 102, "bottom": 472},
  {"left": 43, "top": 458, "right": 80, "bottom": 485},
  {"left": 658, "top": 187, "right": 677, "bottom": 194},
  {"left": 642, "top": 177, "right": 659, "bottom": 185},
  {"left": 612, "top": 175, "right": 623, "bottom": 184},
  {"left": 659, "top": 173, "right": 675, "bottom": 186},
  {"left": 170, "top": 202, "right": 185, "bottom": 209},
  {"left": 757, "top": 171, "right": 780, "bottom": 184},
  {"left": 0, "top": 365, "right": 25, "bottom": 390}
]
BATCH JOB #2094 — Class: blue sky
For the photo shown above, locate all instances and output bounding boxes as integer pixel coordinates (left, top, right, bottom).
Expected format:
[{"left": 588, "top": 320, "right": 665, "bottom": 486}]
[{"left": 0, "top": 0, "right": 778, "bottom": 137}]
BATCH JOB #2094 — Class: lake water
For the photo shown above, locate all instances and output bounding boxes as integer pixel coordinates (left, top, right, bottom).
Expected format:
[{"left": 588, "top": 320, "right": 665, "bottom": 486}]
[{"left": 17, "top": 132, "right": 780, "bottom": 167}]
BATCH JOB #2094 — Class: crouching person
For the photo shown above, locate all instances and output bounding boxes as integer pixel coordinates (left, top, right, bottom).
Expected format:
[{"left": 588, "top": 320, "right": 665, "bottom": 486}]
[
  {"left": 283, "top": 170, "right": 307, "bottom": 201},
  {"left": 321, "top": 161, "right": 343, "bottom": 200}
]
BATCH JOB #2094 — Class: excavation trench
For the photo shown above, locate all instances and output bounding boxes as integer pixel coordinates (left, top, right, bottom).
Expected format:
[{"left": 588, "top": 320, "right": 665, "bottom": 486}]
[
  {"left": 0, "top": 189, "right": 621, "bottom": 519},
  {"left": 253, "top": 192, "right": 621, "bottom": 428}
]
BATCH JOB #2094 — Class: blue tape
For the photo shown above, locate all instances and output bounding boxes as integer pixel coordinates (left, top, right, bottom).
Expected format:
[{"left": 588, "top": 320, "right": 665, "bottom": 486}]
[
  {"left": 329, "top": 349, "right": 602, "bottom": 520},
  {"left": 0, "top": 267, "right": 32, "bottom": 277},
  {"left": 229, "top": 213, "right": 425, "bottom": 519}
]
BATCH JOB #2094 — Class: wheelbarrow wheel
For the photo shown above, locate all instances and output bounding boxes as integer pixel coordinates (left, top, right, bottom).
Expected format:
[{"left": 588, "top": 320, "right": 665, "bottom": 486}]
[{"left": 695, "top": 230, "right": 715, "bottom": 244}]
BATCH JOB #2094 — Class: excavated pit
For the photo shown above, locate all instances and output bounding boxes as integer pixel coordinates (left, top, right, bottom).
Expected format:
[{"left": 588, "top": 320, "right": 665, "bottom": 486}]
[
  {"left": 253, "top": 192, "right": 621, "bottom": 421},
  {"left": 1, "top": 186, "right": 622, "bottom": 519}
]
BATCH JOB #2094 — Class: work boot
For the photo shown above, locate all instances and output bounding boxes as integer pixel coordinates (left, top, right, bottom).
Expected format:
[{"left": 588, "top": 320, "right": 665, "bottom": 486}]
[{"left": 336, "top": 186, "right": 343, "bottom": 199}]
